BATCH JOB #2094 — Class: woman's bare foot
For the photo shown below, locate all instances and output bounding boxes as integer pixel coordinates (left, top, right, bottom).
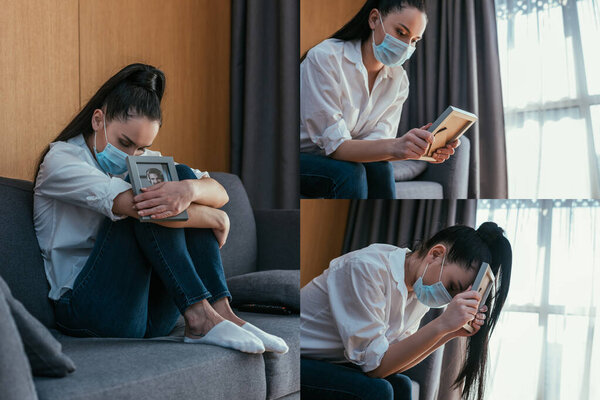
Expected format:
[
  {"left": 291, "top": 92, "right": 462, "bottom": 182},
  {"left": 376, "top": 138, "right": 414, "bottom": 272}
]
[
  {"left": 183, "top": 299, "right": 224, "bottom": 338},
  {"left": 212, "top": 297, "right": 246, "bottom": 326}
]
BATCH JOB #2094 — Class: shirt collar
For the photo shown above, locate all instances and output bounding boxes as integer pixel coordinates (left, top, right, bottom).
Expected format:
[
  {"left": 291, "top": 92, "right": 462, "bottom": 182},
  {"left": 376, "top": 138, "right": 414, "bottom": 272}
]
[{"left": 389, "top": 247, "right": 410, "bottom": 300}]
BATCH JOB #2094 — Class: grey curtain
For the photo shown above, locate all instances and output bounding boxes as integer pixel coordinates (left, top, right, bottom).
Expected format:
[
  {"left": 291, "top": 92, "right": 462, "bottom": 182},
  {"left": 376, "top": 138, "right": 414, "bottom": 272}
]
[
  {"left": 230, "top": 0, "right": 299, "bottom": 209},
  {"left": 343, "top": 199, "right": 477, "bottom": 400},
  {"left": 398, "top": 0, "right": 508, "bottom": 198}
]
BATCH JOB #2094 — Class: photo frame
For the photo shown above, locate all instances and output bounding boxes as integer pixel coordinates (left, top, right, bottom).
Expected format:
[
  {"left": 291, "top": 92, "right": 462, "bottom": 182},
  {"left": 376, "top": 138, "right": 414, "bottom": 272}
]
[
  {"left": 419, "top": 106, "right": 478, "bottom": 162},
  {"left": 126, "top": 156, "right": 189, "bottom": 222},
  {"left": 462, "top": 262, "right": 495, "bottom": 333}
]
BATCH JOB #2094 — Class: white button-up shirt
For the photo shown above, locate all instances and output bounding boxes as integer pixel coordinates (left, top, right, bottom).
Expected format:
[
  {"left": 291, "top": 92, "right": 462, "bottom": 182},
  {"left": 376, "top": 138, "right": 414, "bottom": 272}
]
[
  {"left": 300, "top": 244, "right": 430, "bottom": 372},
  {"left": 33, "top": 134, "right": 208, "bottom": 300},
  {"left": 300, "top": 39, "right": 410, "bottom": 156}
]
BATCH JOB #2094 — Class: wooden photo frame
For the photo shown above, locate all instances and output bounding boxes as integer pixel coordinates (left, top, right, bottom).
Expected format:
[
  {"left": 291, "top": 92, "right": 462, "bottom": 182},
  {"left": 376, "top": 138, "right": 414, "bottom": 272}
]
[
  {"left": 419, "top": 106, "right": 478, "bottom": 162},
  {"left": 463, "top": 262, "right": 495, "bottom": 333},
  {"left": 126, "top": 155, "right": 189, "bottom": 222}
]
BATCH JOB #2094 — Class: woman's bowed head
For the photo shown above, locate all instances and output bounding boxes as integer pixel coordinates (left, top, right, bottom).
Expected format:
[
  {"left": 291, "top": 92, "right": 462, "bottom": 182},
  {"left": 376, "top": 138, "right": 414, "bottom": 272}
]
[{"left": 399, "top": 222, "right": 512, "bottom": 400}]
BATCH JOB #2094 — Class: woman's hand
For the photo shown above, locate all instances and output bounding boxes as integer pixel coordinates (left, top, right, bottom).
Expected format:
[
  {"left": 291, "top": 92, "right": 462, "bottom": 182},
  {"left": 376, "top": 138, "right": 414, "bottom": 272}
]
[
  {"left": 133, "top": 180, "right": 194, "bottom": 219},
  {"left": 393, "top": 124, "right": 434, "bottom": 160},
  {"left": 212, "top": 210, "right": 230, "bottom": 248},
  {"left": 439, "top": 287, "right": 482, "bottom": 333},
  {"left": 452, "top": 305, "right": 488, "bottom": 337},
  {"left": 429, "top": 139, "right": 460, "bottom": 164}
]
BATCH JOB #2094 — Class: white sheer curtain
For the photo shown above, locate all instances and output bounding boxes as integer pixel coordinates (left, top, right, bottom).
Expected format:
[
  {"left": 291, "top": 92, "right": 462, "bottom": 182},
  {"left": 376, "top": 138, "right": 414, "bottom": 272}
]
[
  {"left": 476, "top": 199, "right": 600, "bottom": 400},
  {"left": 495, "top": 0, "right": 600, "bottom": 198}
]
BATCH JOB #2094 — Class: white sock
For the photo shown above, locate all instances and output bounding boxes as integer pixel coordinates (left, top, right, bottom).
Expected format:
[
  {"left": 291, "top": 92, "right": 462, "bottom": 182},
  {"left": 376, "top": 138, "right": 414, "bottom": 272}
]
[
  {"left": 242, "top": 322, "right": 289, "bottom": 354},
  {"left": 184, "top": 320, "right": 265, "bottom": 354}
]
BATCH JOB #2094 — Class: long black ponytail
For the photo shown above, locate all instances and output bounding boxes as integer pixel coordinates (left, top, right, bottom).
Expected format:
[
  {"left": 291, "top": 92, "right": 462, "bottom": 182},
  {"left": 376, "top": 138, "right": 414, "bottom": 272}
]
[
  {"left": 301, "top": 0, "right": 426, "bottom": 61},
  {"left": 33, "top": 63, "right": 165, "bottom": 184},
  {"left": 416, "top": 222, "right": 512, "bottom": 400}
]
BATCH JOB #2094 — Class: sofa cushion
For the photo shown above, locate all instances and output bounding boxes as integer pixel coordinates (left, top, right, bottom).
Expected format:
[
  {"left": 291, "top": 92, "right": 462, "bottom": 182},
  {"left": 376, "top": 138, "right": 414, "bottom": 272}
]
[
  {"left": 0, "top": 177, "right": 54, "bottom": 328},
  {"left": 395, "top": 181, "right": 444, "bottom": 199},
  {"left": 0, "top": 276, "right": 75, "bottom": 377},
  {"left": 210, "top": 172, "right": 258, "bottom": 277},
  {"left": 392, "top": 160, "right": 428, "bottom": 181},
  {"left": 35, "top": 331, "right": 267, "bottom": 400},
  {"left": 227, "top": 270, "right": 300, "bottom": 312}
]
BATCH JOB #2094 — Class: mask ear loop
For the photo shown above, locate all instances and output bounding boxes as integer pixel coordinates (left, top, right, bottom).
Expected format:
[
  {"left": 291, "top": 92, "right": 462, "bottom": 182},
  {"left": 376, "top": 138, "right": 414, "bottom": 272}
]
[{"left": 438, "top": 253, "right": 446, "bottom": 282}]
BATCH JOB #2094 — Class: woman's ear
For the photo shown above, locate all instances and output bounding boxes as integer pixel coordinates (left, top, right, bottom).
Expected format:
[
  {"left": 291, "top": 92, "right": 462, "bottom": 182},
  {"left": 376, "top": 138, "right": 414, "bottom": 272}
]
[
  {"left": 91, "top": 109, "right": 104, "bottom": 132},
  {"left": 368, "top": 9, "right": 379, "bottom": 30},
  {"left": 427, "top": 244, "right": 447, "bottom": 263}
]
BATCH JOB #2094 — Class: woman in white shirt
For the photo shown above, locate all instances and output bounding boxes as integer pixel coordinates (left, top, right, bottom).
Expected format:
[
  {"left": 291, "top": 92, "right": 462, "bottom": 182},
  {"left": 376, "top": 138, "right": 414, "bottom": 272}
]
[
  {"left": 300, "top": 0, "right": 460, "bottom": 199},
  {"left": 301, "top": 222, "right": 512, "bottom": 400},
  {"left": 33, "top": 63, "right": 287, "bottom": 355}
]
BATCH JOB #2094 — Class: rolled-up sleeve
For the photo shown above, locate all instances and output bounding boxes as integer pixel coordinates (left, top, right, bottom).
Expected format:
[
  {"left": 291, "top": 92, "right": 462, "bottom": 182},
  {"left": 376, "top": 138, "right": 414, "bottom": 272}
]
[
  {"left": 326, "top": 260, "right": 390, "bottom": 372},
  {"left": 301, "top": 51, "right": 353, "bottom": 156},
  {"left": 35, "top": 146, "right": 131, "bottom": 221}
]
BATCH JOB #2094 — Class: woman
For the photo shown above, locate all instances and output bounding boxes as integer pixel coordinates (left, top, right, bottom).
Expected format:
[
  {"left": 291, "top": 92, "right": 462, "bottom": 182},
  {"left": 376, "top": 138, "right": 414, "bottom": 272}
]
[
  {"left": 33, "top": 63, "right": 288, "bottom": 355},
  {"left": 300, "top": 0, "right": 460, "bottom": 199},
  {"left": 300, "top": 222, "right": 512, "bottom": 400}
]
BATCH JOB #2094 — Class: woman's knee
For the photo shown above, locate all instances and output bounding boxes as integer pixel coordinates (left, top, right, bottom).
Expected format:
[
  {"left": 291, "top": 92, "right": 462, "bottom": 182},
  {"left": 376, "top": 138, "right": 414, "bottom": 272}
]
[
  {"left": 367, "top": 379, "right": 394, "bottom": 400},
  {"left": 175, "top": 164, "right": 198, "bottom": 180},
  {"left": 333, "top": 161, "right": 367, "bottom": 198},
  {"left": 386, "top": 373, "right": 413, "bottom": 400}
]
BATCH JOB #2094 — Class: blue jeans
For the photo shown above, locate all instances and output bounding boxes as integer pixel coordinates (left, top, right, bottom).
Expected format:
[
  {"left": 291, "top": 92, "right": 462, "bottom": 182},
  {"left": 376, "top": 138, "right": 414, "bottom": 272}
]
[
  {"left": 54, "top": 164, "right": 231, "bottom": 338},
  {"left": 301, "top": 358, "right": 412, "bottom": 400},
  {"left": 300, "top": 153, "right": 396, "bottom": 199}
]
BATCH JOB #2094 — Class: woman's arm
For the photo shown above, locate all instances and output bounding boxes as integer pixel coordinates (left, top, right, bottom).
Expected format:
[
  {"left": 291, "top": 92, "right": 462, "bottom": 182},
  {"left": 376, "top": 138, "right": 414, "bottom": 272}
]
[
  {"left": 367, "top": 290, "right": 482, "bottom": 379},
  {"left": 135, "top": 178, "right": 228, "bottom": 210},
  {"left": 112, "top": 189, "right": 229, "bottom": 247}
]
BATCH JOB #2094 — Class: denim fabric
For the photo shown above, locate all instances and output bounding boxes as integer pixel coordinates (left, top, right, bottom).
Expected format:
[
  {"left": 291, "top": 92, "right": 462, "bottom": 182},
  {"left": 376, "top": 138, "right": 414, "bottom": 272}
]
[
  {"left": 301, "top": 358, "right": 412, "bottom": 400},
  {"left": 54, "top": 165, "right": 231, "bottom": 338},
  {"left": 300, "top": 153, "right": 396, "bottom": 199}
]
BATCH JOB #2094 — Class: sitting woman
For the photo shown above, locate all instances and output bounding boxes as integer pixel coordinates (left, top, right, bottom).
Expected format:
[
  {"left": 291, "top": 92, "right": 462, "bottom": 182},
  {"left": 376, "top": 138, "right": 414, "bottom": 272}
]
[
  {"left": 33, "top": 63, "right": 287, "bottom": 354},
  {"left": 300, "top": 0, "right": 460, "bottom": 199},
  {"left": 300, "top": 222, "right": 512, "bottom": 400}
]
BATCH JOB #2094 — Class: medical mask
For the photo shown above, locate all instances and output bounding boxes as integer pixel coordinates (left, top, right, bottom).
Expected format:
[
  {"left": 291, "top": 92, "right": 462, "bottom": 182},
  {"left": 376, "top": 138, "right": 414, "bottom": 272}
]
[
  {"left": 371, "top": 13, "right": 416, "bottom": 67},
  {"left": 94, "top": 115, "right": 128, "bottom": 175},
  {"left": 413, "top": 255, "right": 453, "bottom": 308}
]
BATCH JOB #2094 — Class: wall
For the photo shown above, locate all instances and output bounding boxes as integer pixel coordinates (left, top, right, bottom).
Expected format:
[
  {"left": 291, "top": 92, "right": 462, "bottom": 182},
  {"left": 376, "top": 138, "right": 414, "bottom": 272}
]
[
  {"left": 300, "top": 0, "right": 364, "bottom": 54},
  {"left": 300, "top": 200, "right": 350, "bottom": 287},
  {"left": 0, "top": 0, "right": 230, "bottom": 181}
]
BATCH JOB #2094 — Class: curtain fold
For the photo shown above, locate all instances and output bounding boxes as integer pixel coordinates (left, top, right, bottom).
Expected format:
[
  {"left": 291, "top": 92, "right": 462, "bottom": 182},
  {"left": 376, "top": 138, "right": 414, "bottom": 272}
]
[
  {"left": 398, "top": 0, "right": 507, "bottom": 198},
  {"left": 343, "top": 199, "right": 477, "bottom": 400},
  {"left": 230, "top": 0, "right": 300, "bottom": 209}
]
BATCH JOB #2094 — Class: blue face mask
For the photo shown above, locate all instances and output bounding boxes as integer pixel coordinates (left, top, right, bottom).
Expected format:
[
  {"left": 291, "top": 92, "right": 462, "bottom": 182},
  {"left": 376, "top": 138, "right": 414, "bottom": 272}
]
[
  {"left": 413, "top": 254, "right": 453, "bottom": 308},
  {"left": 372, "top": 13, "right": 416, "bottom": 67},
  {"left": 94, "top": 115, "right": 128, "bottom": 175}
]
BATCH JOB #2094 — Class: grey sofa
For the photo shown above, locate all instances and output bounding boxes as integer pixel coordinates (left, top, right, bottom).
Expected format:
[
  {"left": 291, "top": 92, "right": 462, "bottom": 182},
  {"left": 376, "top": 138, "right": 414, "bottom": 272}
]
[
  {"left": 394, "top": 136, "right": 470, "bottom": 199},
  {"left": 0, "top": 173, "right": 300, "bottom": 400}
]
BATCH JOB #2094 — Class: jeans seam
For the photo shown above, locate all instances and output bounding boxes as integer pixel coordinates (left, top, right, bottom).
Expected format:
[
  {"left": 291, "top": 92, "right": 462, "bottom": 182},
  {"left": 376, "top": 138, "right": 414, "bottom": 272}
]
[{"left": 208, "top": 290, "right": 231, "bottom": 304}]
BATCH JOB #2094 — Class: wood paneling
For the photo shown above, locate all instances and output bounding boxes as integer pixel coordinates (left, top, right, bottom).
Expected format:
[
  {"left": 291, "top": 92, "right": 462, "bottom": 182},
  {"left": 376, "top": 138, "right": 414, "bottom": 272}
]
[
  {"left": 0, "top": 1, "right": 80, "bottom": 181},
  {"left": 79, "top": 0, "right": 231, "bottom": 173},
  {"left": 301, "top": 199, "right": 350, "bottom": 287},
  {"left": 300, "top": 0, "right": 365, "bottom": 54},
  {"left": 0, "top": 0, "right": 231, "bottom": 181}
]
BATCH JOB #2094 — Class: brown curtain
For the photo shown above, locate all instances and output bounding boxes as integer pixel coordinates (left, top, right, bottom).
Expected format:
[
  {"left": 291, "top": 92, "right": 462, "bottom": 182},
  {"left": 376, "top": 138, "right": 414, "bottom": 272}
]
[
  {"left": 343, "top": 199, "right": 477, "bottom": 400},
  {"left": 398, "top": 0, "right": 507, "bottom": 198}
]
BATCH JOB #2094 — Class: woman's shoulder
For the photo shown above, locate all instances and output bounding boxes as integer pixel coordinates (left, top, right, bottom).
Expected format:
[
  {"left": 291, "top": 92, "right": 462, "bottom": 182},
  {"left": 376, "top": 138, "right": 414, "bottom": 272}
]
[{"left": 305, "top": 38, "right": 347, "bottom": 66}]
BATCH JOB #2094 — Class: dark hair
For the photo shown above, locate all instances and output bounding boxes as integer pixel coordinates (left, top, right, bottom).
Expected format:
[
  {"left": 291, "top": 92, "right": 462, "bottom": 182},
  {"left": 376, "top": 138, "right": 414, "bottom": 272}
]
[
  {"left": 301, "top": 0, "right": 426, "bottom": 62},
  {"left": 146, "top": 168, "right": 163, "bottom": 178},
  {"left": 33, "top": 63, "right": 165, "bottom": 183},
  {"left": 416, "top": 222, "right": 512, "bottom": 400}
]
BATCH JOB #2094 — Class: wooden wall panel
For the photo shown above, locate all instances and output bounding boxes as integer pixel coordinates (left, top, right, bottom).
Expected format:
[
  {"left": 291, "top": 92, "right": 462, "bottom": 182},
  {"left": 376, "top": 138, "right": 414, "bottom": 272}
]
[
  {"left": 300, "top": 0, "right": 365, "bottom": 54},
  {"left": 0, "top": 1, "right": 79, "bottom": 181},
  {"left": 79, "top": 0, "right": 231, "bottom": 173},
  {"left": 301, "top": 199, "right": 350, "bottom": 287}
]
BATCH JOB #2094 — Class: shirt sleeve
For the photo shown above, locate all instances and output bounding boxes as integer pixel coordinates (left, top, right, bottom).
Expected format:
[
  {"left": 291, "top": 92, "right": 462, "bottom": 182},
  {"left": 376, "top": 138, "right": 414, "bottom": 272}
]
[
  {"left": 326, "top": 259, "right": 390, "bottom": 372},
  {"left": 365, "top": 71, "right": 410, "bottom": 141},
  {"left": 34, "top": 145, "right": 132, "bottom": 221},
  {"left": 301, "top": 49, "right": 353, "bottom": 156}
]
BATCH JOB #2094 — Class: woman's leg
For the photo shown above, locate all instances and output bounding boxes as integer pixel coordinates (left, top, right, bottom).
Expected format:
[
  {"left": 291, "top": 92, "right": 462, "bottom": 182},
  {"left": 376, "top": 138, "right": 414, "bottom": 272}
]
[
  {"left": 301, "top": 358, "right": 394, "bottom": 400},
  {"left": 176, "top": 164, "right": 288, "bottom": 353},
  {"left": 363, "top": 161, "right": 396, "bottom": 199},
  {"left": 300, "top": 152, "right": 368, "bottom": 199},
  {"left": 386, "top": 373, "right": 413, "bottom": 400}
]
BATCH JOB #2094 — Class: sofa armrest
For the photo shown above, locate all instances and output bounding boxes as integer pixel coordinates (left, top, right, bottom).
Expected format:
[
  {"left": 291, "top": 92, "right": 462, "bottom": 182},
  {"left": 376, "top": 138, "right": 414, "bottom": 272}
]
[
  {"left": 416, "top": 135, "right": 470, "bottom": 199},
  {"left": 254, "top": 209, "right": 300, "bottom": 271}
]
